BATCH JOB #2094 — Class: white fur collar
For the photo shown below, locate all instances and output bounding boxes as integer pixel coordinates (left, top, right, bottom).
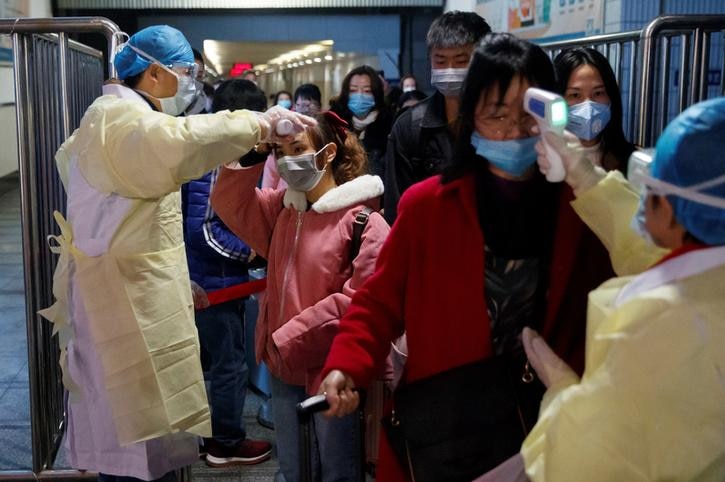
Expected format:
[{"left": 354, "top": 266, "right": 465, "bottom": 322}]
[{"left": 283, "top": 175, "right": 384, "bottom": 213}]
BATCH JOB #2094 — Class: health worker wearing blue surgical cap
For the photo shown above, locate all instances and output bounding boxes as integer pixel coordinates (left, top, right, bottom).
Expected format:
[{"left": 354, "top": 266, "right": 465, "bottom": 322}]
[
  {"left": 481, "top": 97, "right": 725, "bottom": 481},
  {"left": 40, "top": 25, "right": 314, "bottom": 482}
]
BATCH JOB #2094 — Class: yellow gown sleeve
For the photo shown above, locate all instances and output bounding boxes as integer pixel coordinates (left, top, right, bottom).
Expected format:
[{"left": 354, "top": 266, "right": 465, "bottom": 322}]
[
  {"left": 76, "top": 96, "right": 261, "bottom": 199},
  {"left": 570, "top": 171, "right": 668, "bottom": 276},
  {"left": 522, "top": 289, "right": 725, "bottom": 482}
]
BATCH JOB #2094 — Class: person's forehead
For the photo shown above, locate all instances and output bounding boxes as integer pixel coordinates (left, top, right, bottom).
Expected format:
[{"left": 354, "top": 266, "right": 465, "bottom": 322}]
[
  {"left": 478, "top": 76, "right": 528, "bottom": 108},
  {"left": 350, "top": 74, "right": 371, "bottom": 84},
  {"left": 568, "top": 64, "right": 604, "bottom": 87},
  {"left": 430, "top": 44, "right": 473, "bottom": 58}
]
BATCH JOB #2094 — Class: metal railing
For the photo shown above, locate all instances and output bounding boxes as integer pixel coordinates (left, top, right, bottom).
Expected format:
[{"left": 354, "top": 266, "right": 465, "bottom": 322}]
[
  {"left": 0, "top": 16, "right": 119, "bottom": 478},
  {"left": 541, "top": 14, "right": 725, "bottom": 147}
]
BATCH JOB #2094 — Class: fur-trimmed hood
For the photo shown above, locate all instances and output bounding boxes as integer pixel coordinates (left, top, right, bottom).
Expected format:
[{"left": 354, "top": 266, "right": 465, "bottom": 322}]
[{"left": 282, "top": 174, "right": 384, "bottom": 213}]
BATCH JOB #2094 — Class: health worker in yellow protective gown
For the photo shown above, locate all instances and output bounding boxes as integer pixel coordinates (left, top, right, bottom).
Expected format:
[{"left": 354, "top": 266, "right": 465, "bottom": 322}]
[
  {"left": 479, "top": 97, "right": 725, "bottom": 482},
  {"left": 39, "top": 25, "right": 313, "bottom": 482}
]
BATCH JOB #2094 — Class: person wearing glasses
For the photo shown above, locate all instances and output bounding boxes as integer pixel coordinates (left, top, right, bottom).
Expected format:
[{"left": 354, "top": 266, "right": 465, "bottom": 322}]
[
  {"left": 40, "top": 25, "right": 313, "bottom": 482},
  {"left": 319, "top": 33, "right": 620, "bottom": 481},
  {"left": 482, "top": 97, "right": 725, "bottom": 482}
]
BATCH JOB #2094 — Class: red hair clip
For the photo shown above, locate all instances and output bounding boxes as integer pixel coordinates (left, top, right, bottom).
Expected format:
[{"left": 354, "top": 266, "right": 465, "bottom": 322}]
[{"left": 323, "top": 110, "right": 349, "bottom": 142}]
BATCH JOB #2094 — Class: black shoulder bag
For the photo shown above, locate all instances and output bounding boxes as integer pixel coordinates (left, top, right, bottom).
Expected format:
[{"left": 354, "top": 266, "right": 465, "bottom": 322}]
[{"left": 382, "top": 353, "right": 542, "bottom": 482}]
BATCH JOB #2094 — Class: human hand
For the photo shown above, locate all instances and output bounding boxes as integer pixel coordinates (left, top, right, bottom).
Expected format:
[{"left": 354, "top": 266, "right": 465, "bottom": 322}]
[
  {"left": 254, "top": 105, "right": 317, "bottom": 143},
  {"left": 522, "top": 327, "right": 579, "bottom": 389},
  {"left": 190, "top": 280, "right": 210, "bottom": 310},
  {"left": 318, "top": 370, "right": 360, "bottom": 418},
  {"left": 248, "top": 249, "right": 257, "bottom": 263},
  {"left": 534, "top": 130, "right": 605, "bottom": 196}
]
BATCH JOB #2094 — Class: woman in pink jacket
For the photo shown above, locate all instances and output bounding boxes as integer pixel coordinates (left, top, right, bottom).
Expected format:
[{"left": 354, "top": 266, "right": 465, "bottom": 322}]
[{"left": 211, "top": 111, "right": 389, "bottom": 481}]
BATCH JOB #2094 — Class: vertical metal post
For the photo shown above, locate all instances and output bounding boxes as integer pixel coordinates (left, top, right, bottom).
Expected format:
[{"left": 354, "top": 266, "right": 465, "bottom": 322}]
[
  {"left": 627, "top": 40, "right": 638, "bottom": 144},
  {"left": 12, "top": 31, "right": 45, "bottom": 474},
  {"left": 720, "top": 33, "right": 725, "bottom": 95},
  {"left": 679, "top": 33, "right": 691, "bottom": 112},
  {"left": 689, "top": 28, "right": 703, "bottom": 104},
  {"left": 698, "top": 31, "right": 711, "bottom": 101},
  {"left": 639, "top": 27, "right": 658, "bottom": 146},
  {"left": 659, "top": 35, "right": 671, "bottom": 133},
  {"left": 58, "top": 33, "right": 72, "bottom": 139}
]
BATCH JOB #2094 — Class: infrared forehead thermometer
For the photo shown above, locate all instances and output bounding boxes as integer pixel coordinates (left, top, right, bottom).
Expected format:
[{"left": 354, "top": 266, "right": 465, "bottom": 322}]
[{"left": 524, "top": 87, "right": 569, "bottom": 182}]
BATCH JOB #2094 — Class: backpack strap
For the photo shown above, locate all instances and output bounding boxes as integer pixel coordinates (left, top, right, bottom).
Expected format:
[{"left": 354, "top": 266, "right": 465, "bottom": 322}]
[{"left": 351, "top": 207, "right": 374, "bottom": 261}]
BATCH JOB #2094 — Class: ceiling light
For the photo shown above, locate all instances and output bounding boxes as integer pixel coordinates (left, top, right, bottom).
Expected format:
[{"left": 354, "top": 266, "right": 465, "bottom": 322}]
[
  {"left": 313, "top": 57, "right": 321, "bottom": 63},
  {"left": 324, "top": 55, "right": 333, "bottom": 61},
  {"left": 305, "top": 59, "right": 313, "bottom": 64}
]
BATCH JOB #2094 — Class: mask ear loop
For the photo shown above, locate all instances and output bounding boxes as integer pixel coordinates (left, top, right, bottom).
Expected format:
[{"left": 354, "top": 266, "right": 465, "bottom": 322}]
[{"left": 314, "top": 143, "right": 335, "bottom": 172}]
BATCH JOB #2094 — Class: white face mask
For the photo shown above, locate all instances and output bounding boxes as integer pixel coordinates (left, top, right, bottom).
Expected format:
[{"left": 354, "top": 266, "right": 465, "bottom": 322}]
[
  {"left": 185, "top": 80, "right": 208, "bottom": 115},
  {"left": 430, "top": 67, "right": 468, "bottom": 97},
  {"left": 155, "top": 69, "right": 198, "bottom": 116},
  {"left": 124, "top": 43, "right": 199, "bottom": 117},
  {"left": 403, "top": 86, "right": 416, "bottom": 93}
]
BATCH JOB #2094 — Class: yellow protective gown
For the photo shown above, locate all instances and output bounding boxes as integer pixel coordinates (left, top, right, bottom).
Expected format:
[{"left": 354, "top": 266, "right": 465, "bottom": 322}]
[
  {"left": 522, "top": 173, "right": 725, "bottom": 482},
  {"left": 40, "top": 86, "right": 261, "bottom": 479},
  {"left": 570, "top": 171, "right": 667, "bottom": 276}
]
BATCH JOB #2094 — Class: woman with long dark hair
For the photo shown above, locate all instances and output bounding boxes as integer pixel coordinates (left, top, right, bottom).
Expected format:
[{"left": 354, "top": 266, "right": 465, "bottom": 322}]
[
  {"left": 554, "top": 47, "right": 635, "bottom": 172},
  {"left": 318, "top": 33, "right": 619, "bottom": 482},
  {"left": 331, "top": 65, "right": 394, "bottom": 179}
]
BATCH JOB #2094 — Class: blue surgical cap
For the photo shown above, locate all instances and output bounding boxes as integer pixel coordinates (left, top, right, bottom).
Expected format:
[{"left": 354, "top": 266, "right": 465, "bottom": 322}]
[
  {"left": 651, "top": 97, "right": 725, "bottom": 245},
  {"left": 114, "top": 25, "right": 194, "bottom": 80}
]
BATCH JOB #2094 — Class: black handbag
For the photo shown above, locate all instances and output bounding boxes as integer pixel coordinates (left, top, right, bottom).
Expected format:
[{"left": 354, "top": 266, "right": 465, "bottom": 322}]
[{"left": 382, "top": 355, "right": 542, "bottom": 482}]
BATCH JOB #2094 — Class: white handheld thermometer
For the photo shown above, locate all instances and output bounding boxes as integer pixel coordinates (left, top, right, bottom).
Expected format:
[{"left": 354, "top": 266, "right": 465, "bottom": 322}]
[
  {"left": 276, "top": 119, "right": 295, "bottom": 137},
  {"left": 523, "top": 87, "right": 569, "bottom": 182}
]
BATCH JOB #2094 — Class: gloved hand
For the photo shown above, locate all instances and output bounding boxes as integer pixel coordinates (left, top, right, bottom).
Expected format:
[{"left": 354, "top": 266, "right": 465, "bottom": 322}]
[
  {"left": 254, "top": 105, "right": 317, "bottom": 143},
  {"left": 318, "top": 369, "right": 360, "bottom": 418},
  {"left": 190, "top": 280, "right": 210, "bottom": 310},
  {"left": 535, "top": 129, "right": 606, "bottom": 196},
  {"left": 522, "top": 327, "right": 579, "bottom": 390}
]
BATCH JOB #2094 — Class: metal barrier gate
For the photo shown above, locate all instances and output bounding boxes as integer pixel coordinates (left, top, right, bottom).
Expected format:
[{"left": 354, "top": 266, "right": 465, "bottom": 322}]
[
  {"left": 0, "top": 16, "right": 119, "bottom": 479},
  {"left": 541, "top": 14, "right": 725, "bottom": 147}
]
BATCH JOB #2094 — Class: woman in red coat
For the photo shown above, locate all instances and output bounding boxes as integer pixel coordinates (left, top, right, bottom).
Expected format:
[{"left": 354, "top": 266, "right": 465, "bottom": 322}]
[{"left": 319, "top": 33, "right": 617, "bottom": 482}]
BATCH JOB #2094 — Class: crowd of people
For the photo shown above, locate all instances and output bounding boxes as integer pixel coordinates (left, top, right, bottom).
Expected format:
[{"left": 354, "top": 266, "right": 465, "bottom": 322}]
[{"left": 39, "top": 8, "right": 725, "bottom": 482}]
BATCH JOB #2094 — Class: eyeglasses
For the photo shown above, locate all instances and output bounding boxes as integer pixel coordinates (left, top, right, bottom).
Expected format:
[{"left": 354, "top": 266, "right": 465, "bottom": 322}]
[{"left": 165, "top": 62, "right": 199, "bottom": 79}]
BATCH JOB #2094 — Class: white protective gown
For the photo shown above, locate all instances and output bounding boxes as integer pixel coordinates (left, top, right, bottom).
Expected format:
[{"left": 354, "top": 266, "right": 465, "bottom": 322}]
[{"left": 40, "top": 84, "right": 261, "bottom": 480}]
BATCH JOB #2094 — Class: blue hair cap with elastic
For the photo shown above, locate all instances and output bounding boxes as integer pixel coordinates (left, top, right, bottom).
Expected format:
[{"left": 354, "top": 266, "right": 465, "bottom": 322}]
[
  {"left": 114, "top": 25, "right": 193, "bottom": 80},
  {"left": 651, "top": 97, "right": 725, "bottom": 245}
]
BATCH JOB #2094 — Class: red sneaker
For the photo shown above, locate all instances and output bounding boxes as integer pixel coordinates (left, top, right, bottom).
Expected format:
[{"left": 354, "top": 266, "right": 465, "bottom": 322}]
[{"left": 205, "top": 439, "right": 272, "bottom": 467}]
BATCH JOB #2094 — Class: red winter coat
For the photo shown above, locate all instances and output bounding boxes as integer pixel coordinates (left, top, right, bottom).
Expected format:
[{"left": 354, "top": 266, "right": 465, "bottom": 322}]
[{"left": 323, "top": 173, "right": 614, "bottom": 481}]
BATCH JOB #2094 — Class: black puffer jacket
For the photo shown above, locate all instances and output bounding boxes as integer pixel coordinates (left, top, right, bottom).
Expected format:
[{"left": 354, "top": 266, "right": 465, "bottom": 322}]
[
  {"left": 330, "top": 103, "right": 394, "bottom": 181},
  {"left": 383, "top": 91, "right": 455, "bottom": 224}
]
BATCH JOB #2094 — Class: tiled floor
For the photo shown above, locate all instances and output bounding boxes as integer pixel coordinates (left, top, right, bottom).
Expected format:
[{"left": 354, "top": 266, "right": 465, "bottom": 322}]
[
  {"left": 0, "top": 172, "right": 280, "bottom": 479},
  {"left": 0, "top": 172, "right": 31, "bottom": 470}
]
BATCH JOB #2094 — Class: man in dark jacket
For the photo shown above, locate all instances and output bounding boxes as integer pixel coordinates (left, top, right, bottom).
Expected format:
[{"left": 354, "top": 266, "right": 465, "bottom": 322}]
[
  {"left": 383, "top": 11, "right": 491, "bottom": 224},
  {"left": 182, "top": 78, "right": 272, "bottom": 467}
]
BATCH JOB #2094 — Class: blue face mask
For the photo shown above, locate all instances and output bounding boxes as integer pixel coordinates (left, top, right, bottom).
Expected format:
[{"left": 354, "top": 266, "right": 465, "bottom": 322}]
[
  {"left": 470, "top": 131, "right": 539, "bottom": 177},
  {"left": 348, "top": 92, "right": 376, "bottom": 118},
  {"left": 567, "top": 100, "right": 611, "bottom": 141},
  {"left": 278, "top": 99, "right": 292, "bottom": 109}
]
